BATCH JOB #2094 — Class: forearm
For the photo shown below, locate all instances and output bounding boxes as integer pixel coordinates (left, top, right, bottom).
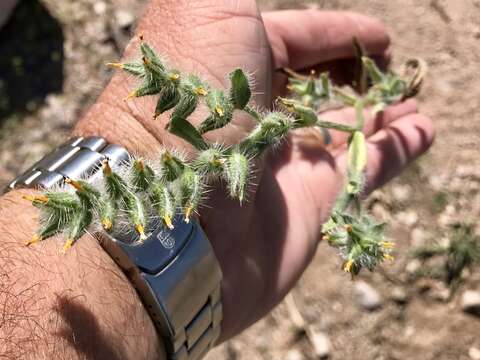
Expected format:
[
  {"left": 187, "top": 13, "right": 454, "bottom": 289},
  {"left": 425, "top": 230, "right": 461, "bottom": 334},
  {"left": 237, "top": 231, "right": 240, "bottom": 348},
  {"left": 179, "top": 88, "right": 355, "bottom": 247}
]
[{"left": 0, "top": 190, "right": 165, "bottom": 359}]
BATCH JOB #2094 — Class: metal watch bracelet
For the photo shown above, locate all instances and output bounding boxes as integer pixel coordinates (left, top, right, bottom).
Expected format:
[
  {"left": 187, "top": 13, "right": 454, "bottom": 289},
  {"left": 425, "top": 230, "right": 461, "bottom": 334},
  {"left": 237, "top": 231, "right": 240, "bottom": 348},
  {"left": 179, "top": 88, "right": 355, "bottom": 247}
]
[{"left": 6, "top": 136, "right": 223, "bottom": 360}]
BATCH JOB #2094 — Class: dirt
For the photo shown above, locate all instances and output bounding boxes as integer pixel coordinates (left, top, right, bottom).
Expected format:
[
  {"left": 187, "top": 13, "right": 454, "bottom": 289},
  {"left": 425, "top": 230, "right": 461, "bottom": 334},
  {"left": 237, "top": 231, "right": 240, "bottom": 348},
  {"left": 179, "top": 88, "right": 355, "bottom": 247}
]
[{"left": 0, "top": 1, "right": 479, "bottom": 359}]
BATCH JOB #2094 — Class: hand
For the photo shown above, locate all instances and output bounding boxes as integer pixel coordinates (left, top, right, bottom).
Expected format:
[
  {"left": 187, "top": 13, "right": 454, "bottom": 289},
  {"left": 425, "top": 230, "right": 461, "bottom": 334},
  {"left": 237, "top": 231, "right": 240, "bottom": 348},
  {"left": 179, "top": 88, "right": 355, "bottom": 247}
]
[{"left": 74, "top": 0, "right": 434, "bottom": 342}]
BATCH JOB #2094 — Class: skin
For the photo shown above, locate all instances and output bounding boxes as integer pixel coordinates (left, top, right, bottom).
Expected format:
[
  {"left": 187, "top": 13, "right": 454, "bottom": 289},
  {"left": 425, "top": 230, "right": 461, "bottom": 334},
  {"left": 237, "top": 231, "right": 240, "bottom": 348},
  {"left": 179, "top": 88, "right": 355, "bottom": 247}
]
[{"left": 0, "top": 0, "right": 434, "bottom": 358}]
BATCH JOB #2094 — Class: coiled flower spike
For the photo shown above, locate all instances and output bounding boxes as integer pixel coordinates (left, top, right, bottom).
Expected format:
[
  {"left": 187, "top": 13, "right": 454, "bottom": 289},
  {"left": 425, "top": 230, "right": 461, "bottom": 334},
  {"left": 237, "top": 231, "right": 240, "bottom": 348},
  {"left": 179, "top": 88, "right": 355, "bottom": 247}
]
[{"left": 27, "top": 38, "right": 424, "bottom": 277}]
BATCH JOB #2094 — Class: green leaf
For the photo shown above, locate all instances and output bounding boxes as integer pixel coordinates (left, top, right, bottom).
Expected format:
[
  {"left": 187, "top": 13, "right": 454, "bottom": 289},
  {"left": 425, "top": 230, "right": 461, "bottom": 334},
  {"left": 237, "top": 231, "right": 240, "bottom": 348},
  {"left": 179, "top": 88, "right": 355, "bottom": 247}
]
[
  {"left": 229, "top": 69, "right": 251, "bottom": 109},
  {"left": 155, "top": 85, "right": 181, "bottom": 116},
  {"left": 168, "top": 116, "right": 207, "bottom": 150}
]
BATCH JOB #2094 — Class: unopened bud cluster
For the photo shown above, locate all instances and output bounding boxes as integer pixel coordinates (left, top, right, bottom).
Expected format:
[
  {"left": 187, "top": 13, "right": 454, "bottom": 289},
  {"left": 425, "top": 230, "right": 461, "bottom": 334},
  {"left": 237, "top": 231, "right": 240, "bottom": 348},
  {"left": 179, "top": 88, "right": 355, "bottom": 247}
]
[{"left": 26, "top": 38, "right": 423, "bottom": 275}]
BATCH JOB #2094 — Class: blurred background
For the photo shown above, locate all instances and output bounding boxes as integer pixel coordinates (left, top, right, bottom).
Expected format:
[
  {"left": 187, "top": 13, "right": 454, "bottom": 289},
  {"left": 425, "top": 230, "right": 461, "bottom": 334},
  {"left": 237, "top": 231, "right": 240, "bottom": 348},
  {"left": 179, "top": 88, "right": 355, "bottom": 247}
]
[{"left": 0, "top": 1, "right": 479, "bottom": 359}]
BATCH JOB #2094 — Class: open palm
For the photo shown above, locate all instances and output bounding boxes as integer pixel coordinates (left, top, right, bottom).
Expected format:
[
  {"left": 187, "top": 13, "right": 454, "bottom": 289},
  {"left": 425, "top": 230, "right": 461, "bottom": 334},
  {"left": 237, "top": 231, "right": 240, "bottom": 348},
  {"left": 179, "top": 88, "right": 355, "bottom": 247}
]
[{"left": 75, "top": 0, "right": 434, "bottom": 341}]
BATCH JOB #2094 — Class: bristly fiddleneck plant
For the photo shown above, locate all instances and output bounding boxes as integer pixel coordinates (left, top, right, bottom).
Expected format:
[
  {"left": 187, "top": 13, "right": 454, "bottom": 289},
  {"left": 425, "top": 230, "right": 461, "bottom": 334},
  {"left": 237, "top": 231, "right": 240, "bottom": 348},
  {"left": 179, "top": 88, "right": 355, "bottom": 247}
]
[{"left": 24, "top": 36, "right": 424, "bottom": 275}]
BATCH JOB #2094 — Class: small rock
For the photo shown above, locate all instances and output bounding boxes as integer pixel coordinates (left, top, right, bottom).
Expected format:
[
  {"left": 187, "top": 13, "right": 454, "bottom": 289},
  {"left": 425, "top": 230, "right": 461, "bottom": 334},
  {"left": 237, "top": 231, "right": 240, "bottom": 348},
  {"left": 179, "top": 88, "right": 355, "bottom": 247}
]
[
  {"left": 469, "top": 346, "right": 480, "bottom": 360},
  {"left": 115, "top": 9, "right": 135, "bottom": 30},
  {"left": 431, "top": 284, "right": 450, "bottom": 302},
  {"left": 397, "top": 210, "right": 419, "bottom": 227},
  {"left": 390, "top": 286, "right": 408, "bottom": 304},
  {"left": 461, "top": 290, "right": 480, "bottom": 316},
  {"left": 355, "top": 281, "right": 382, "bottom": 311},
  {"left": 286, "top": 349, "right": 304, "bottom": 360},
  {"left": 308, "top": 327, "right": 331, "bottom": 359},
  {"left": 406, "top": 259, "right": 422, "bottom": 274},
  {"left": 93, "top": 1, "right": 107, "bottom": 15},
  {"left": 391, "top": 185, "right": 411, "bottom": 203},
  {"left": 410, "top": 227, "right": 428, "bottom": 246},
  {"left": 371, "top": 203, "right": 391, "bottom": 222}
]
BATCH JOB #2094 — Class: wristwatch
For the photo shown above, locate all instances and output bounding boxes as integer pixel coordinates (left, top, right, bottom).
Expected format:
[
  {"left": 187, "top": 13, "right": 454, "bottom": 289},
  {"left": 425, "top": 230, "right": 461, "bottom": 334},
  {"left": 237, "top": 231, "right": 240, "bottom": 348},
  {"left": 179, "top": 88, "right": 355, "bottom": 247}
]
[{"left": 6, "top": 136, "right": 223, "bottom": 360}]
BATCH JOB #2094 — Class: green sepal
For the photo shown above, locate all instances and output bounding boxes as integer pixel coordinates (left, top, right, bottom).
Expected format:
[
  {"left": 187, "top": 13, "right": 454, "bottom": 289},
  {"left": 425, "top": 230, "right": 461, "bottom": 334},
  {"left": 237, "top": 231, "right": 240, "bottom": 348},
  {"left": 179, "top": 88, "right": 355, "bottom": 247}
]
[
  {"left": 121, "top": 190, "right": 148, "bottom": 233},
  {"left": 140, "top": 42, "right": 166, "bottom": 75},
  {"left": 98, "top": 196, "right": 117, "bottom": 232},
  {"left": 225, "top": 151, "right": 250, "bottom": 202},
  {"left": 172, "top": 93, "right": 199, "bottom": 120},
  {"left": 34, "top": 192, "right": 80, "bottom": 213},
  {"left": 155, "top": 85, "right": 181, "bottom": 116},
  {"left": 183, "top": 75, "right": 209, "bottom": 96},
  {"left": 37, "top": 208, "right": 72, "bottom": 241},
  {"left": 161, "top": 151, "right": 186, "bottom": 182},
  {"left": 103, "top": 168, "right": 129, "bottom": 201},
  {"left": 229, "top": 69, "right": 251, "bottom": 110},
  {"left": 131, "top": 160, "right": 156, "bottom": 192},
  {"left": 69, "top": 180, "right": 101, "bottom": 209},
  {"left": 179, "top": 168, "right": 203, "bottom": 220},
  {"left": 121, "top": 62, "right": 145, "bottom": 77},
  {"left": 194, "top": 147, "right": 225, "bottom": 176},
  {"left": 65, "top": 208, "right": 93, "bottom": 245},
  {"left": 133, "top": 81, "right": 162, "bottom": 98},
  {"left": 150, "top": 182, "right": 177, "bottom": 228}
]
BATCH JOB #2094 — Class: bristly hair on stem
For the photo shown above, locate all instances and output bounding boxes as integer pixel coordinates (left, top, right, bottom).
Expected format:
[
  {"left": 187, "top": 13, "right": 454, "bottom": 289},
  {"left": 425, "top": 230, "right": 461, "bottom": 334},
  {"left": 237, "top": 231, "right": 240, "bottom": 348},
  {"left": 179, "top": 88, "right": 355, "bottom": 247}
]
[{"left": 27, "top": 36, "right": 425, "bottom": 277}]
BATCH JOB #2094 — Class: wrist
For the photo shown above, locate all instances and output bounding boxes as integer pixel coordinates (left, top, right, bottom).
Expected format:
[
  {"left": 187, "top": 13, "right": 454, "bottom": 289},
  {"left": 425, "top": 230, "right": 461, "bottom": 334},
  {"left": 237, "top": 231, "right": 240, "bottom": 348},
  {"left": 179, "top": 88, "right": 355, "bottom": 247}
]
[{"left": 0, "top": 189, "right": 166, "bottom": 359}]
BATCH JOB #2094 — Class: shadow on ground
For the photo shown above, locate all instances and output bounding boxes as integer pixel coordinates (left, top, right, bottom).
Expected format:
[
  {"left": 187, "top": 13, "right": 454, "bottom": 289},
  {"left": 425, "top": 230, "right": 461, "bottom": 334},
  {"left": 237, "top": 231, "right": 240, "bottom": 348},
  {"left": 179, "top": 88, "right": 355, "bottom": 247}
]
[{"left": 0, "top": 0, "right": 64, "bottom": 121}]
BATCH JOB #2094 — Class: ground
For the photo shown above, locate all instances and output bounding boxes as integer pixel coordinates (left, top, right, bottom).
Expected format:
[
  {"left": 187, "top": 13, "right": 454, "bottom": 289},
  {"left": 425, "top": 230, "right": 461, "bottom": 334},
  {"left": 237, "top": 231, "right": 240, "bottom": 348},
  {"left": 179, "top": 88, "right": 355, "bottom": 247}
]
[{"left": 0, "top": 1, "right": 479, "bottom": 359}]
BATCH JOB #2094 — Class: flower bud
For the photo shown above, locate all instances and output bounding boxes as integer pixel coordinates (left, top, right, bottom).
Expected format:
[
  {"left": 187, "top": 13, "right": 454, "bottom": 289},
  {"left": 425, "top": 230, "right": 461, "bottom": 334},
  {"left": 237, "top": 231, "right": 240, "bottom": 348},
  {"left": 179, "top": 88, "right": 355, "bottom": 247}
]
[
  {"left": 198, "top": 90, "right": 234, "bottom": 134},
  {"left": 150, "top": 182, "right": 176, "bottom": 229},
  {"left": 179, "top": 168, "right": 203, "bottom": 223},
  {"left": 224, "top": 151, "right": 250, "bottom": 202},
  {"left": 194, "top": 147, "right": 226, "bottom": 177}
]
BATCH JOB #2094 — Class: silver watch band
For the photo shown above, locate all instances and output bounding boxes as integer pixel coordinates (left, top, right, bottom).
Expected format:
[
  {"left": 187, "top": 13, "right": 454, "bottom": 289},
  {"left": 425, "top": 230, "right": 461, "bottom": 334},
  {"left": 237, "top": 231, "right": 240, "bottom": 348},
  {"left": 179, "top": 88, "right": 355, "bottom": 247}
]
[{"left": 7, "top": 136, "right": 223, "bottom": 360}]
